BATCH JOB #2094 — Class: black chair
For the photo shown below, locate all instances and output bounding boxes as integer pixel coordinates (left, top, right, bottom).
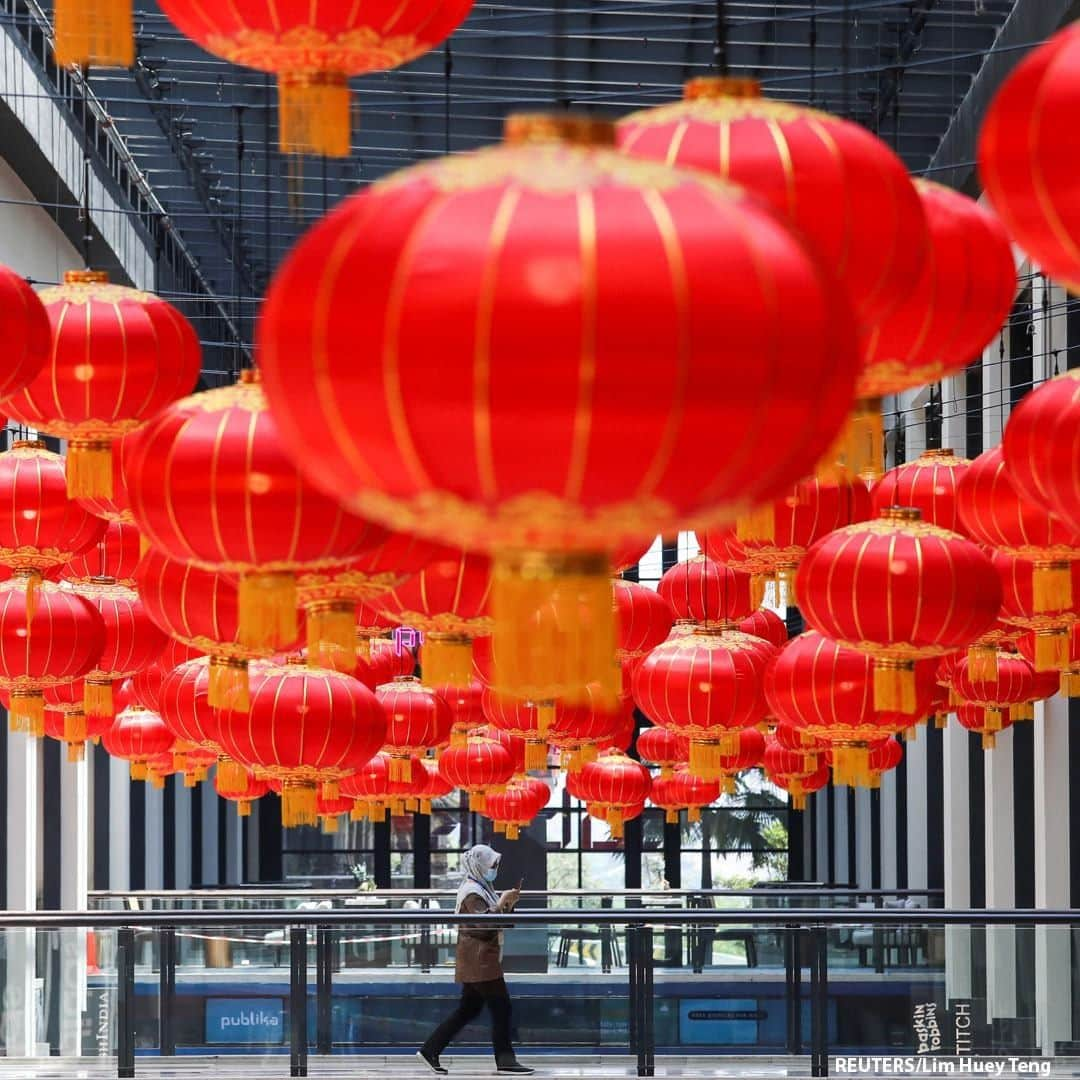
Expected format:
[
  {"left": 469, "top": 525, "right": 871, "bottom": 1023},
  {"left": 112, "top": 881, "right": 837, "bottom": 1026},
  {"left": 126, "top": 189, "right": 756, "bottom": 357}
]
[
  {"left": 555, "top": 897, "right": 622, "bottom": 972},
  {"left": 690, "top": 895, "right": 758, "bottom": 972}
]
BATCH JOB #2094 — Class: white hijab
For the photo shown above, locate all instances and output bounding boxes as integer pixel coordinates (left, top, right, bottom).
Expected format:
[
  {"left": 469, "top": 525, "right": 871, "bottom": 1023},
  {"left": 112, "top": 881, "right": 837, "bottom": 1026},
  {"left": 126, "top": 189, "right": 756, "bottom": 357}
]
[{"left": 456, "top": 844, "right": 501, "bottom": 913}]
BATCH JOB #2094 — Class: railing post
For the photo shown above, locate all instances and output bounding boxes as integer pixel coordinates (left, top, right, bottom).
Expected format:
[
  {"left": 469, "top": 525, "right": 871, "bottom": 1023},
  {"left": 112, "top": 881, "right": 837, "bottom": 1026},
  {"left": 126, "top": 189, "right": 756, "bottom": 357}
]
[
  {"left": 158, "top": 929, "right": 176, "bottom": 1058},
  {"left": 315, "top": 927, "right": 333, "bottom": 1055},
  {"left": 641, "top": 925, "right": 655, "bottom": 1078},
  {"left": 628, "top": 923, "right": 641, "bottom": 1071},
  {"left": 785, "top": 925, "right": 802, "bottom": 1054},
  {"left": 872, "top": 894, "right": 885, "bottom": 973},
  {"left": 289, "top": 927, "right": 308, "bottom": 1078},
  {"left": 810, "top": 927, "right": 829, "bottom": 1078},
  {"left": 117, "top": 927, "right": 136, "bottom": 1079}
]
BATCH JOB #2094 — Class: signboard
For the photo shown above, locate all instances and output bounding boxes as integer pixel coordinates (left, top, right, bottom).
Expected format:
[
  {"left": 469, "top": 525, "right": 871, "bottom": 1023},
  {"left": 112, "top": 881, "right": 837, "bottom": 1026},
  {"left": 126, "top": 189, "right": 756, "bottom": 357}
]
[
  {"left": 679, "top": 998, "right": 764, "bottom": 1045},
  {"left": 205, "top": 997, "right": 286, "bottom": 1045}
]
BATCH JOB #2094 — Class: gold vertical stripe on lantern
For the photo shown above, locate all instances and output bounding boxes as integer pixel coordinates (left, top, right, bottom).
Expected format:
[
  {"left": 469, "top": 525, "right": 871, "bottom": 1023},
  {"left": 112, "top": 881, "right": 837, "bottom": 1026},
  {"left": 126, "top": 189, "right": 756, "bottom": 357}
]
[{"left": 54, "top": 0, "right": 134, "bottom": 68}]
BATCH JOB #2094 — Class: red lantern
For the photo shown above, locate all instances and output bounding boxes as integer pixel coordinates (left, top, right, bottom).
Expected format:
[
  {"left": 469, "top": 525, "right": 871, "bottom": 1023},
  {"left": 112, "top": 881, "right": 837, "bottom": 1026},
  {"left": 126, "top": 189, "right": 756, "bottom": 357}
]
[
  {"left": 1002, "top": 371, "right": 1080, "bottom": 534},
  {"left": 316, "top": 792, "right": 358, "bottom": 834},
  {"left": 157, "top": 0, "right": 473, "bottom": 156},
  {"left": 764, "top": 739, "right": 825, "bottom": 784},
  {"left": 258, "top": 115, "right": 860, "bottom": 708},
  {"left": 485, "top": 777, "right": 551, "bottom": 839},
  {"left": 69, "top": 578, "right": 168, "bottom": 718},
  {"left": 0, "top": 576, "right": 105, "bottom": 734},
  {"left": 62, "top": 520, "right": 142, "bottom": 586},
  {"left": 340, "top": 752, "right": 425, "bottom": 821},
  {"left": 352, "top": 635, "right": 416, "bottom": 690},
  {"left": 670, "top": 767, "right": 721, "bottom": 823},
  {"left": 5, "top": 274, "right": 200, "bottom": 498},
  {"left": 435, "top": 681, "right": 486, "bottom": 747},
  {"left": 74, "top": 431, "right": 139, "bottom": 526},
  {"left": 955, "top": 703, "right": 1014, "bottom": 750},
  {"left": 698, "top": 526, "right": 770, "bottom": 576},
  {"left": 949, "top": 650, "right": 1036, "bottom": 731},
  {"left": 872, "top": 449, "right": 972, "bottom": 534},
  {"left": 862, "top": 738, "right": 904, "bottom": 788},
  {"left": 438, "top": 735, "right": 514, "bottom": 812},
  {"left": 157, "top": 657, "right": 221, "bottom": 750},
  {"left": 614, "top": 580, "right": 674, "bottom": 662},
  {"left": 124, "top": 371, "right": 381, "bottom": 652},
  {"left": 128, "top": 638, "right": 203, "bottom": 713},
  {"left": 993, "top": 551, "right": 1080, "bottom": 672},
  {"left": 41, "top": 680, "right": 112, "bottom": 760},
  {"left": 636, "top": 724, "right": 685, "bottom": 779},
  {"left": 0, "top": 264, "right": 48, "bottom": 399},
  {"left": 548, "top": 685, "right": 627, "bottom": 772},
  {"left": 711, "top": 726, "right": 766, "bottom": 795},
  {"left": 650, "top": 774, "right": 687, "bottom": 824},
  {"left": 378, "top": 552, "right": 493, "bottom": 688},
  {"left": 577, "top": 751, "right": 652, "bottom": 840},
  {"left": 737, "top": 609, "right": 788, "bottom": 649},
  {"left": 481, "top": 688, "right": 550, "bottom": 773},
  {"left": 856, "top": 181, "right": 1015, "bottom": 396},
  {"left": 418, "top": 757, "right": 455, "bottom": 814},
  {"left": 598, "top": 708, "right": 637, "bottom": 754},
  {"left": 978, "top": 23, "right": 1080, "bottom": 291},
  {"left": 657, "top": 556, "right": 757, "bottom": 628},
  {"left": 478, "top": 724, "right": 527, "bottom": 778},
  {"left": 215, "top": 767, "right": 270, "bottom": 817},
  {"left": 633, "top": 628, "right": 778, "bottom": 780},
  {"left": 376, "top": 676, "right": 453, "bottom": 782},
  {"left": 957, "top": 447, "right": 1080, "bottom": 613},
  {"left": 1017, "top": 625, "right": 1080, "bottom": 699},
  {"left": 135, "top": 548, "right": 301, "bottom": 710},
  {"left": 796, "top": 508, "right": 1001, "bottom": 713},
  {"left": 769, "top": 762, "right": 830, "bottom": 810},
  {"left": 102, "top": 704, "right": 176, "bottom": 781},
  {"left": 772, "top": 722, "right": 828, "bottom": 753}
]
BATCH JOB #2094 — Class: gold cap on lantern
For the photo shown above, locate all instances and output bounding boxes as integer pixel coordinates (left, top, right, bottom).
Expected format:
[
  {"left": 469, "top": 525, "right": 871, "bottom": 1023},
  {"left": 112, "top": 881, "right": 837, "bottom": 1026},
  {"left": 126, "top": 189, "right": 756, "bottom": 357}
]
[{"left": 504, "top": 113, "right": 616, "bottom": 147}]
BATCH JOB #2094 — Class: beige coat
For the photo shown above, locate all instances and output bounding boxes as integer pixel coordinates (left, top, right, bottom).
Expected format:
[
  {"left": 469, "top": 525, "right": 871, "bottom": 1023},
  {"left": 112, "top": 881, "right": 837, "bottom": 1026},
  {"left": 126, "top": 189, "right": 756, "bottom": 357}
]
[{"left": 455, "top": 892, "right": 504, "bottom": 983}]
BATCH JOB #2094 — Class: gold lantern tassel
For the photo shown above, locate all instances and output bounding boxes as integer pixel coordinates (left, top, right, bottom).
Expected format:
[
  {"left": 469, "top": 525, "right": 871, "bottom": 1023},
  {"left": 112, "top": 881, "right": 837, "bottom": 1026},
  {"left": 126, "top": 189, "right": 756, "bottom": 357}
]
[
  {"left": 536, "top": 702, "right": 555, "bottom": 737},
  {"left": 984, "top": 706, "right": 1003, "bottom": 733},
  {"left": 659, "top": 763, "right": 674, "bottom": 780},
  {"left": 493, "top": 820, "right": 506, "bottom": 834},
  {"left": 83, "top": 678, "right": 114, "bottom": 719},
  {"left": 150, "top": 772, "right": 165, "bottom": 791},
  {"left": 66, "top": 440, "right": 115, "bottom": 499},
  {"left": 238, "top": 572, "right": 297, "bottom": 651},
  {"left": 350, "top": 801, "right": 365, "bottom": 822},
  {"left": 9, "top": 691, "right": 44, "bottom": 736},
  {"left": 1063, "top": 672, "right": 1080, "bottom": 697},
  {"left": 903, "top": 726, "right": 917, "bottom": 743},
  {"left": 607, "top": 807, "right": 625, "bottom": 841},
  {"left": 419, "top": 798, "right": 432, "bottom": 815},
  {"left": 281, "top": 783, "right": 318, "bottom": 829},
  {"left": 524, "top": 739, "right": 548, "bottom": 772},
  {"left": 308, "top": 601, "right": 358, "bottom": 672},
  {"left": 934, "top": 712, "right": 948, "bottom": 730},
  {"left": 491, "top": 550, "right": 618, "bottom": 708},
  {"left": 664, "top": 808, "right": 678, "bottom": 825},
  {"left": 209, "top": 657, "right": 250, "bottom": 711},
  {"left": 216, "top": 758, "right": 249, "bottom": 793},
  {"left": 390, "top": 797, "right": 406, "bottom": 816},
  {"left": 53, "top": 0, "right": 133, "bottom": 68},
  {"left": 687, "top": 805, "right": 701, "bottom": 823},
  {"left": 1033, "top": 562, "right": 1073, "bottom": 613},
  {"left": 470, "top": 791, "right": 487, "bottom": 813},
  {"left": 67, "top": 742, "right": 85, "bottom": 764},
  {"left": 982, "top": 732, "right": 996, "bottom": 751},
  {"left": 322, "top": 780, "right": 340, "bottom": 801},
  {"left": 421, "top": 634, "right": 473, "bottom": 688},
  {"left": 277, "top": 73, "right": 351, "bottom": 158},
  {"left": 130, "top": 761, "right": 148, "bottom": 782},
  {"left": 238, "top": 800, "right": 253, "bottom": 818},
  {"left": 1013, "top": 702, "right": 1034, "bottom": 722},
  {"left": 722, "top": 775, "right": 736, "bottom": 796},
  {"left": 736, "top": 505, "right": 776, "bottom": 543},
  {"left": 450, "top": 727, "right": 467, "bottom": 749},
  {"left": 967, "top": 645, "right": 999, "bottom": 684},
  {"left": 506, "top": 824, "right": 520, "bottom": 840},
  {"left": 791, "top": 793, "right": 807, "bottom": 812},
  {"left": 64, "top": 712, "right": 87, "bottom": 744},
  {"left": 1034, "top": 629, "right": 1070, "bottom": 672},
  {"left": 689, "top": 740, "right": 721, "bottom": 781},
  {"left": 872, "top": 660, "right": 917, "bottom": 714},
  {"left": 322, "top": 816, "right": 339, "bottom": 835},
  {"left": 183, "top": 772, "right": 197, "bottom": 789}
]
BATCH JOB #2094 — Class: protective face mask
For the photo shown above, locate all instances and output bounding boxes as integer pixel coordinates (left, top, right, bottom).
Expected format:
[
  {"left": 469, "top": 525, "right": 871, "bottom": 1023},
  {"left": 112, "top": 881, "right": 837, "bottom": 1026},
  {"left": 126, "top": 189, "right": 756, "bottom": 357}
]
[{"left": 484, "top": 867, "right": 498, "bottom": 883}]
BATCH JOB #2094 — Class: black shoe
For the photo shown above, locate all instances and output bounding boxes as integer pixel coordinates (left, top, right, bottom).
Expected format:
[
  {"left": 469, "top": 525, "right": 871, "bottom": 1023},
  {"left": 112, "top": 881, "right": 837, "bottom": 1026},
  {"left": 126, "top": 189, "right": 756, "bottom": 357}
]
[
  {"left": 497, "top": 1064, "right": 535, "bottom": 1075},
  {"left": 417, "top": 1048, "right": 448, "bottom": 1074}
]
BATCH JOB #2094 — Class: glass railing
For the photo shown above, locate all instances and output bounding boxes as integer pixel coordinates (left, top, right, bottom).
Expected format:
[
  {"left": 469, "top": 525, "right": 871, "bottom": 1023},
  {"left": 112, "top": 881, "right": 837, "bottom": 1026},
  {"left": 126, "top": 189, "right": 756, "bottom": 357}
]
[{"left": 2, "top": 905, "right": 1070, "bottom": 1077}]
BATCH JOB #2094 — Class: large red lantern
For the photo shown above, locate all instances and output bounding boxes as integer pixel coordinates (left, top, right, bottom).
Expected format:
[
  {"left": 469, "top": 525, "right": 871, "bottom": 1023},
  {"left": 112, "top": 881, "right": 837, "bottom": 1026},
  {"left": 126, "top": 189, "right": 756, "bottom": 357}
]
[
  {"left": 872, "top": 449, "right": 971, "bottom": 534},
  {"left": 576, "top": 751, "right": 652, "bottom": 839},
  {"left": 0, "top": 264, "right": 47, "bottom": 399},
  {"left": 124, "top": 371, "right": 381, "bottom": 652},
  {"left": 438, "top": 735, "right": 514, "bottom": 812},
  {"left": 215, "top": 768, "right": 270, "bottom": 817},
  {"left": 633, "top": 628, "right": 778, "bottom": 779},
  {"left": 993, "top": 551, "right": 1080, "bottom": 672},
  {"left": 102, "top": 704, "right": 176, "bottom": 781},
  {"left": 376, "top": 676, "right": 453, "bottom": 781},
  {"left": 548, "top": 686, "right": 628, "bottom": 772},
  {"left": 435, "top": 681, "right": 486, "bottom": 747},
  {"left": 657, "top": 556, "right": 757, "bottom": 628},
  {"left": 216, "top": 660, "right": 387, "bottom": 827},
  {"left": 737, "top": 609, "right": 788, "bottom": 649},
  {"left": 957, "top": 446, "right": 1080, "bottom": 612},
  {"left": 157, "top": 0, "right": 473, "bottom": 156},
  {"left": 128, "top": 638, "right": 203, "bottom": 713},
  {"left": 5, "top": 274, "right": 200, "bottom": 498},
  {"left": 0, "top": 576, "right": 105, "bottom": 733},
  {"left": 378, "top": 552, "right": 493, "bottom": 687},
  {"left": 856, "top": 181, "right": 1015, "bottom": 397},
  {"left": 157, "top": 657, "right": 220, "bottom": 751},
  {"left": 62, "top": 520, "right": 142, "bottom": 586},
  {"left": 257, "top": 114, "right": 859, "bottom": 708},
  {"left": 796, "top": 508, "right": 1001, "bottom": 713},
  {"left": 69, "top": 578, "right": 168, "bottom": 718},
  {"left": 614, "top": 580, "right": 674, "bottom": 663},
  {"left": 135, "top": 546, "right": 301, "bottom": 710},
  {"left": 949, "top": 650, "right": 1036, "bottom": 730},
  {"left": 485, "top": 777, "right": 551, "bottom": 839},
  {"left": 978, "top": 23, "right": 1080, "bottom": 291},
  {"left": 956, "top": 703, "right": 1015, "bottom": 750},
  {"left": 1002, "top": 371, "right": 1080, "bottom": 534}
]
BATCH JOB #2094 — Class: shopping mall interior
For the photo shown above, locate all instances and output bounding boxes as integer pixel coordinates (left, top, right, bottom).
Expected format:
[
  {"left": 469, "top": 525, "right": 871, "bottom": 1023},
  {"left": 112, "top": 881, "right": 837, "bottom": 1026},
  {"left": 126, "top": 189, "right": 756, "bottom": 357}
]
[{"left": 0, "top": 0, "right": 1077, "bottom": 1076}]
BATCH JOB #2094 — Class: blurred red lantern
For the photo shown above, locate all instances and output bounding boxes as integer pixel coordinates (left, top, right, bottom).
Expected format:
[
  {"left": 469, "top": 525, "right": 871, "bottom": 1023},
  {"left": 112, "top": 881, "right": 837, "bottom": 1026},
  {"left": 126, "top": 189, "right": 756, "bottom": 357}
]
[
  {"left": 598, "top": 708, "right": 636, "bottom": 754},
  {"left": 633, "top": 628, "right": 778, "bottom": 779},
  {"left": 764, "top": 738, "right": 825, "bottom": 784},
  {"left": 636, "top": 724, "right": 685, "bottom": 779},
  {"left": 0, "top": 264, "right": 48, "bottom": 399},
  {"left": 62, "top": 520, "right": 142, "bottom": 586},
  {"left": 737, "top": 609, "right": 788, "bottom": 649},
  {"left": 612, "top": 540, "right": 653, "bottom": 574},
  {"left": 872, "top": 449, "right": 972, "bottom": 534},
  {"left": 214, "top": 767, "right": 269, "bottom": 817},
  {"left": 69, "top": 578, "right": 168, "bottom": 718},
  {"left": 316, "top": 792, "right": 358, "bottom": 834},
  {"left": 376, "top": 676, "right": 454, "bottom": 781},
  {"left": 438, "top": 735, "right": 514, "bottom": 812},
  {"left": 548, "top": 685, "right": 628, "bottom": 772},
  {"left": 102, "top": 704, "right": 176, "bottom": 781},
  {"left": 856, "top": 181, "right": 1015, "bottom": 397},
  {"left": 769, "top": 762, "right": 830, "bottom": 810},
  {"left": 957, "top": 447, "right": 1080, "bottom": 613},
  {"left": 797, "top": 508, "right": 1001, "bottom": 713},
  {"left": 658, "top": 556, "right": 757, "bottom": 628},
  {"left": 216, "top": 660, "right": 387, "bottom": 827},
  {"left": 978, "top": 23, "right": 1080, "bottom": 290},
  {"left": 128, "top": 638, "right": 203, "bottom": 713},
  {"left": 135, "top": 548, "right": 301, "bottom": 710},
  {"left": 124, "top": 371, "right": 381, "bottom": 652},
  {"left": 1017, "top": 624, "right": 1080, "bottom": 699},
  {"left": 486, "top": 777, "right": 551, "bottom": 839},
  {"left": 0, "top": 576, "right": 105, "bottom": 734},
  {"left": 670, "top": 767, "right": 721, "bottom": 823},
  {"left": 577, "top": 750, "right": 652, "bottom": 839},
  {"left": 614, "top": 580, "right": 674, "bottom": 662},
  {"left": 435, "top": 680, "right": 486, "bottom": 747},
  {"left": 340, "top": 752, "right": 426, "bottom": 821},
  {"left": 379, "top": 552, "right": 493, "bottom": 688},
  {"left": 712, "top": 726, "right": 766, "bottom": 795},
  {"left": 418, "top": 757, "right": 455, "bottom": 814},
  {"left": 949, "top": 650, "right": 1035, "bottom": 731},
  {"left": 5, "top": 273, "right": 201, "bottom": 498},
  {"left": 955, "top": 703, "right": 1014, "bottom": 750},
  {"left": 258, "top": 115, "right": 860, "bottom": 709},
  {"left": 698, "top": 526, "right": 770, "bottom": 576},
  {"left": 993, "top": 551, "right": 1080, "bottom": 672},
  {"left": 1002, "top": 371, "right": 1080, "bottom": 534}
]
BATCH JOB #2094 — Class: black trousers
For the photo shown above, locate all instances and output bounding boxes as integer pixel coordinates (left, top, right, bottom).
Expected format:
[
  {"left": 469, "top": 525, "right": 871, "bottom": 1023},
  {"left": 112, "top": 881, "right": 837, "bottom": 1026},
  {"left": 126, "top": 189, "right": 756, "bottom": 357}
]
[{"left": 422, "top": 977, "right": 516, "bottom": 1064}]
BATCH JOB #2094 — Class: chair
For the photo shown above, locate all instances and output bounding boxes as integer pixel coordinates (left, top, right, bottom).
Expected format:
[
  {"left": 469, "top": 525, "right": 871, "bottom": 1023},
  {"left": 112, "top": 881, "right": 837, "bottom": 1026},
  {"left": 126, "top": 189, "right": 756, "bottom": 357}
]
[
  {"left": 555, "top": 897, "right": 622, "bottom": 972},
  {"left": 689, "top": 896, "right": 758, "bottom": 971}
]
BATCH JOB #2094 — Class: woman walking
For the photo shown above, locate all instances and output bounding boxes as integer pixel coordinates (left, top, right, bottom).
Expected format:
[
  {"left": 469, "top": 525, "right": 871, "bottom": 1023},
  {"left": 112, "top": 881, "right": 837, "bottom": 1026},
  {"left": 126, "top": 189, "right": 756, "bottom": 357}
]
[{"left": 418, "top": 845, "right": 534, "bottom": 1075}]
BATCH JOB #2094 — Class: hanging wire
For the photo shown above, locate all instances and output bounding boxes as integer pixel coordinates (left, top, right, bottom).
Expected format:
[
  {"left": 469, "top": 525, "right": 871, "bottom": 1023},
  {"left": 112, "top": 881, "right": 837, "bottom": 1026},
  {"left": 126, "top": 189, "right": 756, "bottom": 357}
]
[
  {"left": 444, "top": 42, "right": 453, "bottom": 154},
  {"left": 713, "top": 0, "right": 729, "bottom": 76},
  {"left": 808, "top": 0, "right": 817, "bottom": 106},
  {"left": 78, "top": 64, "right": 92, "bottom": 268},
  {"left": 841, "top": 0, "right": 852, "bottom": 120}
]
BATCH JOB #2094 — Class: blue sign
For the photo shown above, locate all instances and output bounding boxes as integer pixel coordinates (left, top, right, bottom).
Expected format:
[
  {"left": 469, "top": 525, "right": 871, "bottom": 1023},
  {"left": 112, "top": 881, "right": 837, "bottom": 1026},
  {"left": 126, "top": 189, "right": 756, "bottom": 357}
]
[
  {"left": 679, "top": 998, "right": 763, "bottom": 1045},
  {"left": 205, "top": 998, "right": 285, "bottom": 1045}
]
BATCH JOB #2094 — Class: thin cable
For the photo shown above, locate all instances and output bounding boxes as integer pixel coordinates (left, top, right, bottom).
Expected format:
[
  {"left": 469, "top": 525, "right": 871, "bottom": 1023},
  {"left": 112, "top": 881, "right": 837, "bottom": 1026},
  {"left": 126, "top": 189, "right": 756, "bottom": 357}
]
[
  {"left": 79, "top": 64, "right": 92, "bottom": 268},
  {"left": 714, "top": 0, "right": 729, "bottom": 76},
  {"left": 444, "top": 42, "right": 453, "bottom": 154}
]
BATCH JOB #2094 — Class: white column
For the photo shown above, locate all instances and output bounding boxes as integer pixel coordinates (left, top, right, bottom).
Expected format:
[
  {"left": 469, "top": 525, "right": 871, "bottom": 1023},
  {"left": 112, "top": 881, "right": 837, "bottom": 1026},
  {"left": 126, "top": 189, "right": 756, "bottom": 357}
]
[
  {"left": 225, "top": 801, "right": 243, "bottom": 886},
  {"left": 984, "top": 726, "right": 1017, "bottom": 1020},
  {"left": 174, "top": 782, "right": 192, "bottom": 890},
  {"left": 854, "top": 789, "right": 873, "bottom": 889},
  {"left": 834, "top": 789, "right": 849, "bottom": 884},
  {"left": 1031, "top": 275, "right": 1067, "bottom": 387},
  {"left": 144, "top": 785, "right": 164, "bottom": 890},
  {"left": 880, "top": 768, "right": 898, "bottom": 890},
  {"left": 108, "top": 757, "right": 130, "bottom": 891},
  {"left": 982, "top": 322, "right": 1009, "bottom": 449},
  {"left": 906, "top": 725, "right": 929, "bottom": 891},
  {"left": 940, "top": 373, "right": 967, "bottom": 455},
  {"left": 59, "top": 754, "right": 88, "bottom": 1056},
  {"left": 5, "top": 732, "right": 38, "bottom": 1056},
  {"left": 201, "top": 779, "right": 219, "bottom": 886},
  {"left": 1033, "top": 696, "right": 1071, "bottom": 1054},
  {"left": 943, "top": 718, "right": 972, "bottom": 1002},
  {"left": 897, "top": 387, "right": 928, "bottom": 460}
]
